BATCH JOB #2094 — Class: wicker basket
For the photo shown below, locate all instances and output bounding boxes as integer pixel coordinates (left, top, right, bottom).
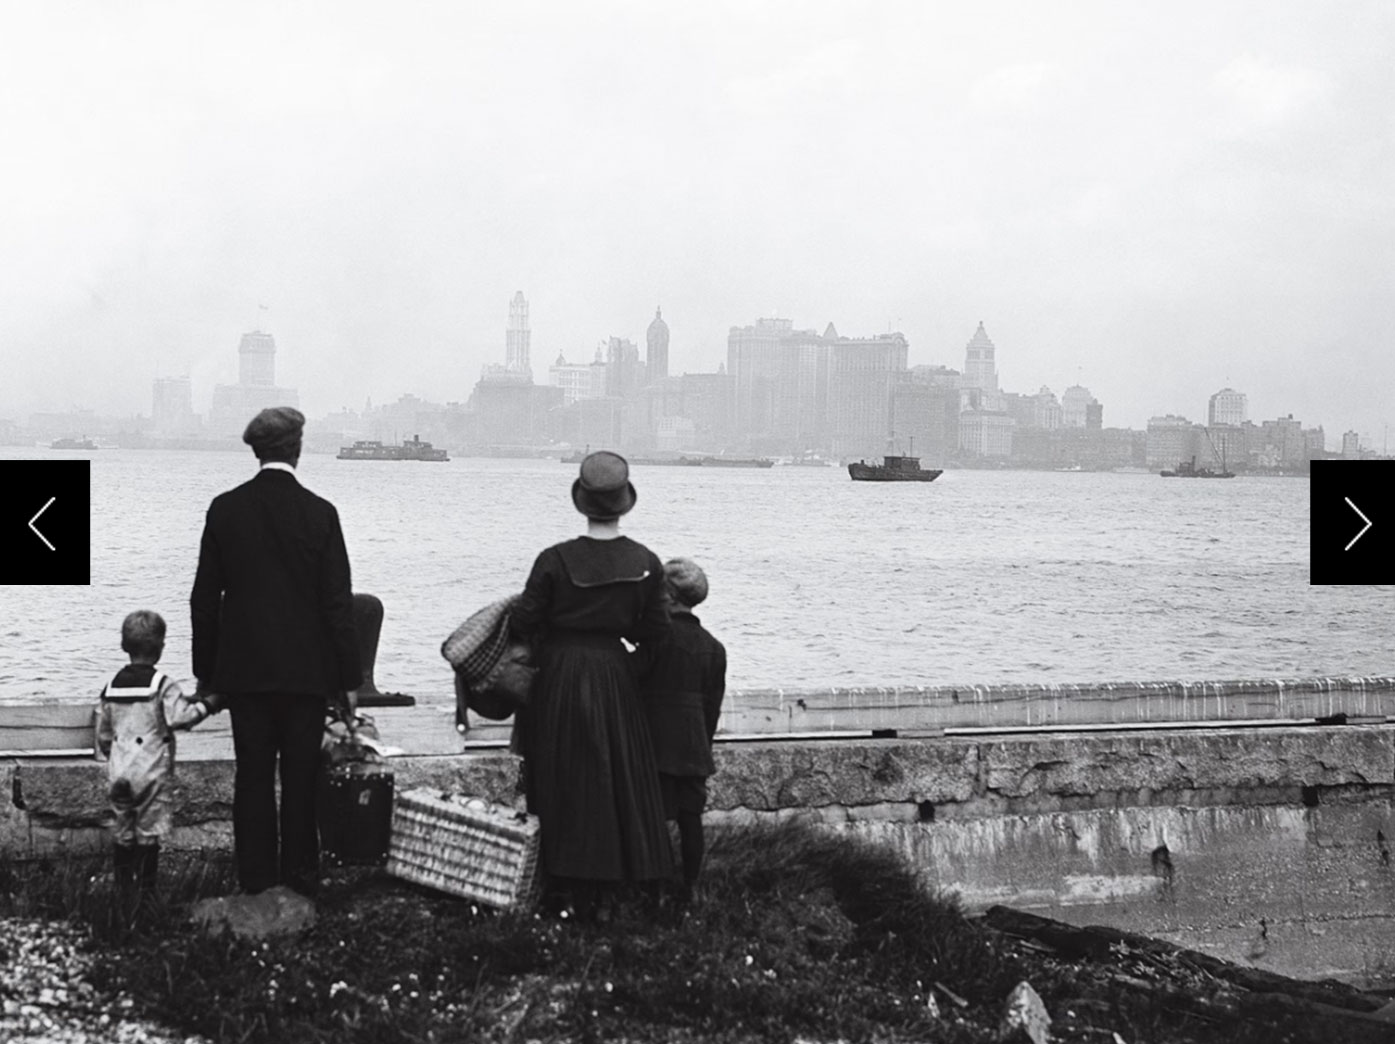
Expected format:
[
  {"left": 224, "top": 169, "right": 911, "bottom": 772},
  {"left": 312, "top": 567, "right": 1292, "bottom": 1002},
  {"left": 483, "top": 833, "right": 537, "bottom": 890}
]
[{"left": 386, "top": 789, "right": 542, "bottom": 911}]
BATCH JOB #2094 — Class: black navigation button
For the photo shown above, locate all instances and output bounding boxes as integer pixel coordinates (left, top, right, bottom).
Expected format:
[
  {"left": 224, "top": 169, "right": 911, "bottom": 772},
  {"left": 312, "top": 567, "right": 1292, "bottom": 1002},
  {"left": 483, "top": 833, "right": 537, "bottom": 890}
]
[
  {"left": 3, "top": 460, "right": 90, "bottom": 585},
  {"left": 1310, "top": 460, "right": 1394, "bottom": 584}
]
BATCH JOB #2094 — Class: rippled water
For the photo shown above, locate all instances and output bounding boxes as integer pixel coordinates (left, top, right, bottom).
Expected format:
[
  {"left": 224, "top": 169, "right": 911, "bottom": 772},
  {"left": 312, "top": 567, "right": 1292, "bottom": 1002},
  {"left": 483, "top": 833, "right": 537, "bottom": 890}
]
[{"left": 2, "top": 447, "right": 1391, "bottom": 704}]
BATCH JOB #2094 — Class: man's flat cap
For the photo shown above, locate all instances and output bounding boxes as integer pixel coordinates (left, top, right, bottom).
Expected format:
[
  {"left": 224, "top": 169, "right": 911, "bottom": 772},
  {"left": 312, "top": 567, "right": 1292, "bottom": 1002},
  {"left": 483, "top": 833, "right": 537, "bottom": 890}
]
[{"left": 242, "top": 406, "right": 305, "bottom": 453}]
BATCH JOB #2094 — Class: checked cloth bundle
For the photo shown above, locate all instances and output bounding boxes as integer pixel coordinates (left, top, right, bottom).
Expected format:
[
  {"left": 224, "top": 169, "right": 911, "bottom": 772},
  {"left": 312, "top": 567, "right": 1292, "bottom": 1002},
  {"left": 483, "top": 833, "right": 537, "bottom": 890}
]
[{"left": 441, "top": 595, "right": 519, "bottom": 685}]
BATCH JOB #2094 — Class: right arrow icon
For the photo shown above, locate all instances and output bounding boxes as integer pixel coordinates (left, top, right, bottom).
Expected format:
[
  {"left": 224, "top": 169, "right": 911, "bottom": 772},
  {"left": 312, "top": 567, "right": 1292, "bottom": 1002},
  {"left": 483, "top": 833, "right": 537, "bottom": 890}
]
[{"left": 1344, "top": 496, "right": 1372, "bottom": 551}]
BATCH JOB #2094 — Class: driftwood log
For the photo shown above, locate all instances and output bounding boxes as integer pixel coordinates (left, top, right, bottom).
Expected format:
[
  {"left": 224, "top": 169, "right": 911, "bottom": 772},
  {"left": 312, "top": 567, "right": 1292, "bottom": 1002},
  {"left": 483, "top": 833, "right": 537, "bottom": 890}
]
[{"left": 979, "top": 906, "right": 1395, "bottom": 1042}]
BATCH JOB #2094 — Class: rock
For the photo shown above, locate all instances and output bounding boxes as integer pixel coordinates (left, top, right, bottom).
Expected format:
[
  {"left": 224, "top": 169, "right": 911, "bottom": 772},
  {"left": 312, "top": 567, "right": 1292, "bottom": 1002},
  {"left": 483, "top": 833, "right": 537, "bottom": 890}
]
[
  {"left": 925, "top": 991, "right": 941, "bottom": 1019},
  {"left": 190, "top": 886, "right": 317, "bottom": 939},
  {"left": 999, "top": 980, "right": 1051, "bottom": 1044}
]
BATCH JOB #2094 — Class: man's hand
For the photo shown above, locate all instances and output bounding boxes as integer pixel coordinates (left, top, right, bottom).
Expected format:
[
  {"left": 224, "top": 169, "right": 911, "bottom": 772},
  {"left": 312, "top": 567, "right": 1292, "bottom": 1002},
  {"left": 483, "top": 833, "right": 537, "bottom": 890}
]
[{"left": 195, "top": 683, "right": 226, "bottom": 715}]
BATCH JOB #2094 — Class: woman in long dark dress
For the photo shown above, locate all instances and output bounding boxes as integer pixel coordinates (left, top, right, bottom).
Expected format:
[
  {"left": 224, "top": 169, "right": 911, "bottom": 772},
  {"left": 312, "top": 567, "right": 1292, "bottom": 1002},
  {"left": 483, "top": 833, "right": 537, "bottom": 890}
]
[{"left": 510, "top": 451, "right": 672, "bottom": 912}]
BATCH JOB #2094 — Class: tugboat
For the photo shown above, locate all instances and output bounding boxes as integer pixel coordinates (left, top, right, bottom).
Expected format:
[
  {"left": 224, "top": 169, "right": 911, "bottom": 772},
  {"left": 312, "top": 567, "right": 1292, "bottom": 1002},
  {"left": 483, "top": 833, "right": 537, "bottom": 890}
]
[
  {"left": 338, "top": 435, "right": 448, "bottom": 461},
  {"left": 849, "top": 455, "right": 942, "bottom": 482},
  {"left": 1160, "top": 456, "right": 1235, "bottom": 479},
  {"left": 1160, "top": 431, "right": 1235, "bottom": 478},
  {"left": 848, "top": 439, "right": 941, "bottom": 482}
]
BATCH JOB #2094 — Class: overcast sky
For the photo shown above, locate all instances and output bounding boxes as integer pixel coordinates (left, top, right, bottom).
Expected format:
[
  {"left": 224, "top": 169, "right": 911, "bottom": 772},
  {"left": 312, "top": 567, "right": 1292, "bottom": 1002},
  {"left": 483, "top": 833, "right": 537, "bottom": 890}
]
[{"left": 2, "top": 1, "right": 1391, "bottom": 444}]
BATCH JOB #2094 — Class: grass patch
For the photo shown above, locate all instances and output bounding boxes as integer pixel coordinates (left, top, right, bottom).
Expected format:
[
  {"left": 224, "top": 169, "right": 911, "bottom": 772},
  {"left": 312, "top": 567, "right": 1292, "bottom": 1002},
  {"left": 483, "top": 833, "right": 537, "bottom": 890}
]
[{"left": 2, "top": 822, "right": 1385, "bottom": 1043}]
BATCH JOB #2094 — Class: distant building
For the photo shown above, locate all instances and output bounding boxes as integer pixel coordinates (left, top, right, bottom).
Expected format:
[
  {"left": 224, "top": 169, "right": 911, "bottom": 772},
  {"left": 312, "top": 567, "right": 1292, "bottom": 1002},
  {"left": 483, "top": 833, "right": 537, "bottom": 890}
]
[
  {"left": 606, "top": 337, "right": 642, "bottom": 400},
  {"left": 826, "top": 329, "right": 908, "bottom": 458},
  {"left": 464, "top": 380, "right": 561, "bottom": 449},
  {"left": 1145, "top": 414, "right": 1194, "bottom": 469},
  {"left": 891, "top": 380, "right": 958, "bottom": 463},
  {"left": 1084, "top": 401, "right": 1104, "bottom": 430},
  {"left": 1012, "top": 426, "right": 1139, "bottom": 469},
  {"left": 1257, "top": 414, "right": 1309, "bottom": 468},
  {"left": 207, "top": 331, "right": 300, "bottom": 437},
  {"left": 1061, "top": 385, "right": 1099, "bottom": 428},
  {"left": 958, "top": 409, "right": 1013, "bottom": 457},
  {"left": 237, "top": 330, "right": 276, "bottom": 387},
  {"left": 907, "top": 364, "right": 961, "bottom": 389},
  {"left": 641, "top": 371, "right": 735, "bottom": 452},
  {"left": 151, "top": 376, "right": 198, "bottom": 435},
  {"left": 961, "top": 322, "right": 999, "bottom": 396},
  {"left": 1342, "top": 430, "right": 1361, "bottom": 459},
  {"left": 548, "top": 352, "right": 602, "bottom": 405},
  {"left": 1304, "top": 426, "right": 1326, "bottom": 457},
  {"left": 506, "top": 291, "right": 532, "bottom": 377},
  {"left": 1032, "top": 386, "right": 1063, "bottom": 430},
  {"left": 1208, "top": 388, "right": 1248, "bottom": 427},
  {"left": 727, "top": 317, "right": 821, "bottom": 450},
  {"left": 646, "top": 307, "right": 669, "bottom": 383},
  {"left": 726, "top": 317, "right": 908, "bottom": 456}
]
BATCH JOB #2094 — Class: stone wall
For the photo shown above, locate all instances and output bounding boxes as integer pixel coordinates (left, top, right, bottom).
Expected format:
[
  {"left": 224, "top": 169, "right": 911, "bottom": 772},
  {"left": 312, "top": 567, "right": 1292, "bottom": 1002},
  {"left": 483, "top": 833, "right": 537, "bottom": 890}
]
[{"left": 7, "top": 723, "right": 1395, "bottom": 984}]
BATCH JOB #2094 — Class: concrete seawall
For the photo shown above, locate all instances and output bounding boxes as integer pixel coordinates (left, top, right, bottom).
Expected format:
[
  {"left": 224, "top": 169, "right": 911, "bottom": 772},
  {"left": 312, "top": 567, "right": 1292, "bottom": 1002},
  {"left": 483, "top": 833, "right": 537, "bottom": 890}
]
[{"left": 7, "top": 717, "right": 1394, "bottom": 985}]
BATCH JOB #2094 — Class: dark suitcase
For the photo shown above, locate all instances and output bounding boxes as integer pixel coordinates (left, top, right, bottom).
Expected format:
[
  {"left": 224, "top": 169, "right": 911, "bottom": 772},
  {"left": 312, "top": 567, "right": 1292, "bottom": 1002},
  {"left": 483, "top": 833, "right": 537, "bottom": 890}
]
[{"left": 318, "top": 760, "right": 395, "bottom": 868}]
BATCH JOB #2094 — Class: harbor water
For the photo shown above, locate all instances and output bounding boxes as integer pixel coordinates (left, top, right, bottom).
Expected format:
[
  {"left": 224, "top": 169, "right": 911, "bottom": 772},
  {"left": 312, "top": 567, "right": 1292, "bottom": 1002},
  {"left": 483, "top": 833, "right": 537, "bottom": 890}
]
[{"left": 1, "top": 447, "right": 1391, "bottom": 704}]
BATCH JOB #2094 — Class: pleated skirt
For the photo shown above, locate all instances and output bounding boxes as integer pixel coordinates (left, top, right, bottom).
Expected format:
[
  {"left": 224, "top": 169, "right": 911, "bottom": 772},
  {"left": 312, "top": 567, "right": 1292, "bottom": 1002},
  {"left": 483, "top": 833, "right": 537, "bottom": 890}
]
[{"left": 521, "top": 633, "right": 672, "bottom": 882}]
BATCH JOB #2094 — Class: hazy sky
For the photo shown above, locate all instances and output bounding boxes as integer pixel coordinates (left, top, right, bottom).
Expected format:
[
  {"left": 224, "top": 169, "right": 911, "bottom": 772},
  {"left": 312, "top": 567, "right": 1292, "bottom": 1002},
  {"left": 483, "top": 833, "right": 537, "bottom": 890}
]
[{"left": 2, "top": 1, "right": 1391, "bottom": 443}]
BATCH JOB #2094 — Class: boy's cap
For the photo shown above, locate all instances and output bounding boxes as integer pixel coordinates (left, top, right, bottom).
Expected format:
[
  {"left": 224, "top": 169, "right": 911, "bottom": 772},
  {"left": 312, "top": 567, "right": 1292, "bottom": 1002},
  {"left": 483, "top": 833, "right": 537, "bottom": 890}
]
[{"left": 664, "top": 557, "right": 708, "bottom": 607}]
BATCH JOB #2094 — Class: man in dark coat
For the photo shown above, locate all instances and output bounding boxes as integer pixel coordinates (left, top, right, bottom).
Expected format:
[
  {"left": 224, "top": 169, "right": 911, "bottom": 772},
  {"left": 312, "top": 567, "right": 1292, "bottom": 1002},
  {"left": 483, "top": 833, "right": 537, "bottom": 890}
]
[{"left": 190, "top": 406, "right": 362, "bottom": 896}]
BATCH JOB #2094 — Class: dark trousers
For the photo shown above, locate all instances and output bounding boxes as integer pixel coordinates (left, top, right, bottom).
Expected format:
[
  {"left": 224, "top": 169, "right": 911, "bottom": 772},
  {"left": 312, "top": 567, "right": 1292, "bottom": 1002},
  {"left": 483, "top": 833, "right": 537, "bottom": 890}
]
[{"left": 229, "top": 693, "right": 326, "bottom": 896}]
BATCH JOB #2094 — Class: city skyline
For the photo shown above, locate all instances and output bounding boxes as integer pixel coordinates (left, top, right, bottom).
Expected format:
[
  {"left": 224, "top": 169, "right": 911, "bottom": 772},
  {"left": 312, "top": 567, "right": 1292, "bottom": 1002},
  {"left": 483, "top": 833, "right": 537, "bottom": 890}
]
[
  {"left": 4, "top": 309, "right": 1372, "bottom": 452},
  {"left": 9, "top": 306, "right": 1373, "bottom": 465},
  {"left": 1, "top": 4, "right": 1390, "bottom": 442}
]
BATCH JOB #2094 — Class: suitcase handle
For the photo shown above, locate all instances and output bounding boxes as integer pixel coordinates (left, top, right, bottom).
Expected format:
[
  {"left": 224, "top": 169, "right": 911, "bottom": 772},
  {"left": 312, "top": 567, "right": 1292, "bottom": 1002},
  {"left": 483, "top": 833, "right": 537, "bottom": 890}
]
[
  {"left": 440, "top": 793, "right": 493, "bottom": 812},
  {"left": 437, "top": 793, "right": 530, "bottom": 824}
]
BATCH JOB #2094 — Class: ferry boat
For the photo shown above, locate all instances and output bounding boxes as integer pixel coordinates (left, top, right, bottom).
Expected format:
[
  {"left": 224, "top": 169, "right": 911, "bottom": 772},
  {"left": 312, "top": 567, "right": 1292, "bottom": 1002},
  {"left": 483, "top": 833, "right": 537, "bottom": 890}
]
[
  {"left": 784, "top": 452, "right": 837, "bottom": 467},
  {"left": 560, "top": 450, "right": 771, "bottom": 468},
  {"left": 51, "top": 436, "right": 97, "bottom": 450},
  {"left": 697, "top": 456, "right": 774, "bottom": 468},
  {"left": 848, "top": 454, "right": 942, "bottom": 482},
  {"left": 338, "top": 435, "right": 449, "bottom": 462}
]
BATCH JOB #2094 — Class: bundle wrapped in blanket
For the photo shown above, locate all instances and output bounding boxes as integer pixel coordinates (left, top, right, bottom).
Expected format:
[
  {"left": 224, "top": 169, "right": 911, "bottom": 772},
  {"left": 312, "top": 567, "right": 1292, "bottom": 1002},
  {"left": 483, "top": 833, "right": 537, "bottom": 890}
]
[
  {"left": 442, "top": 594, "right": 536, "bottom": 726},
  {"left": 322, "top": 705, "right": 404, "bottom": 764}
]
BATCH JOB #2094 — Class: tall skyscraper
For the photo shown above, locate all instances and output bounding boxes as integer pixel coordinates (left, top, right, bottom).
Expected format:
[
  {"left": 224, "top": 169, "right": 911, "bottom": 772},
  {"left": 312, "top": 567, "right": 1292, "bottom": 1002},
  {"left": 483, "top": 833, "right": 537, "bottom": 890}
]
[
  {"left": 962, "top": 322, "right": 999, "bottom": 394},
  {"left": 1208, "top": 387, "right": 1247, "bottom": 426},
  {"left": 727, "top": 317, "right": 908, "bottom": 455},
  {"left": 827, "top": 331, "right": 908, "bottom": 458},
  {"left": 606, "top": 336, "right": 641, "bottom": 399},
  {"left": 646, "top": 307, "right": 669, "bottom": 382},
  {"left": 208, "top": 331, "right": 299, "bottom": 436},
  {"left": 238, "top": 331, "right": 277, "bottom": 386},
  {"left": 506, "top": 291, "right": 531, "bottom": 376}
]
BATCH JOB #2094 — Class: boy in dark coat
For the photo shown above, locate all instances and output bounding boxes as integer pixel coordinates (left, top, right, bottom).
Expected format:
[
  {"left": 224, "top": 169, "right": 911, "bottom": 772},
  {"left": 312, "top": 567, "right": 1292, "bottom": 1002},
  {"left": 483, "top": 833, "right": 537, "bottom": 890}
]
[{"left": 639, "top": 557, "right": 727, "bottom": 903}]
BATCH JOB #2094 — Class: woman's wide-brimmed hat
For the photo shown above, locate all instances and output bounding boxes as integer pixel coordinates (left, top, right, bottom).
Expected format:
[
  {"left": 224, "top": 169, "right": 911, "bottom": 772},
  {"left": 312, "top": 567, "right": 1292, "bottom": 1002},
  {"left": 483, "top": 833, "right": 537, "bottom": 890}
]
[{"left": 571, "top": 450, "right": 637, "bottom": 519}]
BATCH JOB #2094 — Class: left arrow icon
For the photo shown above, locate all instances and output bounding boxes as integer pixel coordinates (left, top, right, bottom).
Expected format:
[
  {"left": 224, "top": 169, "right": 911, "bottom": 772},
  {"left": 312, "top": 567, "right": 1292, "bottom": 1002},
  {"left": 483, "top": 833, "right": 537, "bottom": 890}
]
[{"left": 29, "top": 496, "right": 56, "bottom": 551}]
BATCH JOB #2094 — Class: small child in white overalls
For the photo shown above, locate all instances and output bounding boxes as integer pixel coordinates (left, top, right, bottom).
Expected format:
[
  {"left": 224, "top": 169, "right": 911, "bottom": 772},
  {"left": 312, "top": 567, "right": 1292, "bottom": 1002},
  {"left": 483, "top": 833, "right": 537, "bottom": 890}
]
[{"left": 96, "top": 609, "right": 216, "bottom": 901}]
